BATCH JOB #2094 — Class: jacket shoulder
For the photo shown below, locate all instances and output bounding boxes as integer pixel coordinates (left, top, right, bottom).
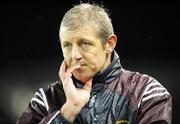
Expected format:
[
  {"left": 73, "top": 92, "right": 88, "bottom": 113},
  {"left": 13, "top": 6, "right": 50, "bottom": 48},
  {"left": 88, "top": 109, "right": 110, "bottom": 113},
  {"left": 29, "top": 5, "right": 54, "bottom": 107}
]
[{"left": 117, "top": 69, "right": 171, "bottom": 109}]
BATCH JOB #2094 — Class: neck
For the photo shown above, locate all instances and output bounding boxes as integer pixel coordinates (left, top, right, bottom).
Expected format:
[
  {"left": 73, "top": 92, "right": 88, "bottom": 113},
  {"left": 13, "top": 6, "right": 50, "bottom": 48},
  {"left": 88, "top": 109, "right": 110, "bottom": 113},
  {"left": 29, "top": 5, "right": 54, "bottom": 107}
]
[{"left": 100, "top": 53, "right": 111, "bottom": 73}]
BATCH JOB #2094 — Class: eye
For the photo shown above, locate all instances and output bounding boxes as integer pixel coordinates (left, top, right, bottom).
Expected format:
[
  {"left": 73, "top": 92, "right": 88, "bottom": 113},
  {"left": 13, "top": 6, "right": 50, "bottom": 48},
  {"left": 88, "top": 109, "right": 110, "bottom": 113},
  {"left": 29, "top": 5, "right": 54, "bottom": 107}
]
[
  {"left": 80, "top": 41, "right": 92, "bottom": 48},
  {"left": 63, "top": 43, "right": 72, "bottom": 48}
]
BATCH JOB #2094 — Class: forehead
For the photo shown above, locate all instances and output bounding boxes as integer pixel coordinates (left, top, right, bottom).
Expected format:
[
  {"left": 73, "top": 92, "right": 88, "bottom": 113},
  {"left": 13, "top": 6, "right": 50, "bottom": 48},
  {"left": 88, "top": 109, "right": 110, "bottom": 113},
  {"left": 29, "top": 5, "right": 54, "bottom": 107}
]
[{"left": 60, "top": 26, "right": 99, "bottom": 42}]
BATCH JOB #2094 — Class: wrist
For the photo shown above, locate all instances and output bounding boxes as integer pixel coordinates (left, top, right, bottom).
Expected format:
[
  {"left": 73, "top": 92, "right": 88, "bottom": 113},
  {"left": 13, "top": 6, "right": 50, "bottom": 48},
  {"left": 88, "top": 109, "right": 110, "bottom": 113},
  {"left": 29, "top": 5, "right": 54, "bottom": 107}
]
[{"left": 60, "top": 102, "right": 83, "bottom": 123}]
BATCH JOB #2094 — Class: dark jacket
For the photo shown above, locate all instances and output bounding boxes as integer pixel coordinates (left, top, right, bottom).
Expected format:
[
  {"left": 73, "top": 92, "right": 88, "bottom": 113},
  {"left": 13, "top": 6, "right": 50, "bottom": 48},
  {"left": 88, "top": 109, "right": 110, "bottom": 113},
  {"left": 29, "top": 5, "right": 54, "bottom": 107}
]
[{"left": 17, "top": 51, "right": 172, "bottom": 124}]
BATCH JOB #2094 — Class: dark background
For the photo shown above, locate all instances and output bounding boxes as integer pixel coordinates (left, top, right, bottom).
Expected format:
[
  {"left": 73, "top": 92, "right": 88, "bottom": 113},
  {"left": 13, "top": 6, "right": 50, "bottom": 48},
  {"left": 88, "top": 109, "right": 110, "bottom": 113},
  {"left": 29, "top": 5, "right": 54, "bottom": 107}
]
[{"left": 1, "top": 1, "right": 179, "bottom": 123}]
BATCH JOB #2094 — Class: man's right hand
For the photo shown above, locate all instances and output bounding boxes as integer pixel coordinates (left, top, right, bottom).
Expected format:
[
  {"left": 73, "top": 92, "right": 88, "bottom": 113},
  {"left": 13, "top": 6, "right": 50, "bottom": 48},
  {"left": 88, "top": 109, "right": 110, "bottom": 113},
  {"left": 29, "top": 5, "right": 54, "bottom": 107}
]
[{"left": 59, "top": 60, "right": 92, "bottom": 123}]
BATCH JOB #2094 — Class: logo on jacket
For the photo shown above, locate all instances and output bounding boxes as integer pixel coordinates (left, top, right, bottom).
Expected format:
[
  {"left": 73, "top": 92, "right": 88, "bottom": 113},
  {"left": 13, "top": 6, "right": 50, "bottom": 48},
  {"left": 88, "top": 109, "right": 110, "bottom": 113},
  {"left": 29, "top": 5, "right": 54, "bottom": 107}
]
[{"left": 116, "top": 119, "right": 129, "bottom": 124}]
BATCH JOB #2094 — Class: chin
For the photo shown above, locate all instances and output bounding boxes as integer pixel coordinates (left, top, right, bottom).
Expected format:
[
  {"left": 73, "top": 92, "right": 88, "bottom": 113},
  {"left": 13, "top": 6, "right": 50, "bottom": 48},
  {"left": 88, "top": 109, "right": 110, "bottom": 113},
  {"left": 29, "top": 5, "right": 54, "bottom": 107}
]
[
  {"left": 73, "top": 73, "right": 91, "bottom": 83},
  {"left": 77, "top": 77, "right": 90, "bottom": 83}
]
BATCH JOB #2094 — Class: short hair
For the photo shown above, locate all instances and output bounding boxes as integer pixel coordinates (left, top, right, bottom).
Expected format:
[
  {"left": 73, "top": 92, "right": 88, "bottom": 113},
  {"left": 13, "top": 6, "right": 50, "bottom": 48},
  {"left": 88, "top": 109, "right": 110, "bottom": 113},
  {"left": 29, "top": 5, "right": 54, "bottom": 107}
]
[{"left": 59, "top": 3, "right": 114, "bottom": 45}]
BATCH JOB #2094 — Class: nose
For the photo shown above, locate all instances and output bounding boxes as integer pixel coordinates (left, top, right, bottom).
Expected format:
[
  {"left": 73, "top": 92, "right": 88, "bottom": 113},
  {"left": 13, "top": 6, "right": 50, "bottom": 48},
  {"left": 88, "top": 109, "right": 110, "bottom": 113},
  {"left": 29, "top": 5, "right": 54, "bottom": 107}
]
[{"left": 72, "top": 45, "right": 82, "bottom": 61}]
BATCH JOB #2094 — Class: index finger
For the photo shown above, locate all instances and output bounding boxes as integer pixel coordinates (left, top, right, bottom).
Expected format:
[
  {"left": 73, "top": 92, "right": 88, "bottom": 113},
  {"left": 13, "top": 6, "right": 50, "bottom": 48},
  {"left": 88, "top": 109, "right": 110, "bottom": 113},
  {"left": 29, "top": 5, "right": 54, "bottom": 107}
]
[{"left": 59, "top": 60, "right": 67, "bottom": 81}]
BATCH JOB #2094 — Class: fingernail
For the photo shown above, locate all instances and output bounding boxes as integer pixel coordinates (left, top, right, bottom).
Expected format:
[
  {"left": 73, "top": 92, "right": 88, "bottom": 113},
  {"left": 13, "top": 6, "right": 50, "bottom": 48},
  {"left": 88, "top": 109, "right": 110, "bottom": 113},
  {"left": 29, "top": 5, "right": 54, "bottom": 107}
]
[{"left": 74, "top": 65, "right": 81, "bottom": 69}]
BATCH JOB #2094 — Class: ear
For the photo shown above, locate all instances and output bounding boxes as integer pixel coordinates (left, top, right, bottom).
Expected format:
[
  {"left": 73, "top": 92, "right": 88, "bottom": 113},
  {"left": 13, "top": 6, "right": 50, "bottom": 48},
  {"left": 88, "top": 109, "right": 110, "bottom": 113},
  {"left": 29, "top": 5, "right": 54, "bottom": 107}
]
[{"left": 106, "top": 34, "right": 117, "bottom": 53}]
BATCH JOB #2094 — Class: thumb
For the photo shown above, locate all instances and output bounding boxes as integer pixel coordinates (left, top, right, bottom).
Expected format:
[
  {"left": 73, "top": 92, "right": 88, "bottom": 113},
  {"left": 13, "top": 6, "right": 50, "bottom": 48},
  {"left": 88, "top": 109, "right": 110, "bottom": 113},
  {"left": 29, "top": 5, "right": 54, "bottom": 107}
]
[{"left": 83, "top": 78, "right": 93, "bottom": 91}]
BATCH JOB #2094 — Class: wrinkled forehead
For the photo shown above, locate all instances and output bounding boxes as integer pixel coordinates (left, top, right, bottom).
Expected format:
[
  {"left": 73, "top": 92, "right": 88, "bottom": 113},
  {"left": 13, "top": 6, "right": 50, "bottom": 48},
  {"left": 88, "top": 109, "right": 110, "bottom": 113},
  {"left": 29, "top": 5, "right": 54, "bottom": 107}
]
[{"left": 59, "top": 26, "right": 99, "bottom": 42}]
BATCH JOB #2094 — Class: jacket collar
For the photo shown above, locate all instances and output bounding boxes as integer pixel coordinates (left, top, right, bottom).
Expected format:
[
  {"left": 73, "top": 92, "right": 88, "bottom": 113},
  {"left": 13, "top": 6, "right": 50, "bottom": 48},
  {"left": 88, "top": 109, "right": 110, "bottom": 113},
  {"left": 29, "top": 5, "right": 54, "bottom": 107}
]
[
  {"left": 73, "top": 50, "right": 122, "bottom": 90},
  {"left": 92, "top": 50, "right": 122, "bottom": 84}
]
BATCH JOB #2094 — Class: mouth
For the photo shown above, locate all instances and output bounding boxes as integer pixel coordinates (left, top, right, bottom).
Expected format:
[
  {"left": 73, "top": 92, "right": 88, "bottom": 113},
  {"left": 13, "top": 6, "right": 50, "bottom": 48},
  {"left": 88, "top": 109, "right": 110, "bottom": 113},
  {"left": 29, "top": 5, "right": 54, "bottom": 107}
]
[
  {"left": 73, "top": 63, "right": 87, "bottom": 71},
  {"left": 74, "top": 63, "right": 87, "bottom": 67},
  {"left": 80, "top": 63, "right": 87, "bottom": 66}
]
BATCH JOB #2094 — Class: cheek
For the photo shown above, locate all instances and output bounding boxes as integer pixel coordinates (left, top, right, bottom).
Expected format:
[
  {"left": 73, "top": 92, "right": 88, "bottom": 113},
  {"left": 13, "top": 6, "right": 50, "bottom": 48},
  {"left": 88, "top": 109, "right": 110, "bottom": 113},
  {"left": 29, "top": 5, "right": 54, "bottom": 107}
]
[{"left": 87, "top": 54, "right": 106, "bottom": 70}]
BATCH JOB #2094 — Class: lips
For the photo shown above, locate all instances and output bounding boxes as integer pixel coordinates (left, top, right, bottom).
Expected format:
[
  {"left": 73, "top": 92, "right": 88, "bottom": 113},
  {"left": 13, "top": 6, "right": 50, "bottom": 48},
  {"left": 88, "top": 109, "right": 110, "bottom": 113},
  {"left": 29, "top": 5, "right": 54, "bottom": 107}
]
[
  {"left": 80, "top": 63, "right": 87, "bottom": 66},
  {"left": 73, "top": 63, "right": 87, "bottom": 72},
  {"left": 74, "top": 63, "right": 86, "bottom": 67}
]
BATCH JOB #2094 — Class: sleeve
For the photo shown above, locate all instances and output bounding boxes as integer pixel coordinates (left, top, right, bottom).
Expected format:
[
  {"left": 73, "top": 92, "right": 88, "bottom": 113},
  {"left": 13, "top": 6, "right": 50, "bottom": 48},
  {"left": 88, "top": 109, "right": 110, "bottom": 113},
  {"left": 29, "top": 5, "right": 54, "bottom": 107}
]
[
  {"left": 138, "top": 79, "right": 172, "bottom": 124},
  {"left": 16, "top": 88, "right": 71, "bottom": 124}
]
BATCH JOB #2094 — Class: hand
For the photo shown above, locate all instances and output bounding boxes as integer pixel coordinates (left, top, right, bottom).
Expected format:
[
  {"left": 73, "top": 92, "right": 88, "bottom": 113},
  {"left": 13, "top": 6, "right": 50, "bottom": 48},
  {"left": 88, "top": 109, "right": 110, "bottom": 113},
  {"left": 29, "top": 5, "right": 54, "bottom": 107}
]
[{"left": 59, "top": 60, "right": 92, "bottom": 122}]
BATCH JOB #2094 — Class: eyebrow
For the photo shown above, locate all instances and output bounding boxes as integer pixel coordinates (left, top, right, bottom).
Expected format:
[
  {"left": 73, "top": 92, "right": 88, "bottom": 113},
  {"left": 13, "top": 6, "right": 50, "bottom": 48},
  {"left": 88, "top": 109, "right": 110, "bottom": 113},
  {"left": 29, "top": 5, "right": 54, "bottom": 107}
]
[
  {"left": 61, "top": 41, "right": 71, "bottom": 46},
  {"left": 62, "top": 40, "right": 71, "bottom": 43},
  {"left": 77, "top": 38, "right": 94, "bottom": 44},
  {"left": 61, "top": 37, "right": 95, "bottom": 45}
]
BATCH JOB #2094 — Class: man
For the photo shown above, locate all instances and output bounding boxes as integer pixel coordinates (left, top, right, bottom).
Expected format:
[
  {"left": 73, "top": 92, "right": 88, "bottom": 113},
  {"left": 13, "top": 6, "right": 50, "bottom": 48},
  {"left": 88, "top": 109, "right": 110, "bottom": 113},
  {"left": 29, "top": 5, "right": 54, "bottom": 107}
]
[{"left": 17, "top": 3, "right": 172, "bottom": 124}]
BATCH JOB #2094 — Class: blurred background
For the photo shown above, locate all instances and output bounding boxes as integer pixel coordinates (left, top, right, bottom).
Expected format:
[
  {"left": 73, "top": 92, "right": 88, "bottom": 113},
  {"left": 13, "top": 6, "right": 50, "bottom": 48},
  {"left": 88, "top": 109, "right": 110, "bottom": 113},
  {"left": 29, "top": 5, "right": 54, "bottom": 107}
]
[{"left": 1, "top": 1, "right": 179, "bottom": 123}]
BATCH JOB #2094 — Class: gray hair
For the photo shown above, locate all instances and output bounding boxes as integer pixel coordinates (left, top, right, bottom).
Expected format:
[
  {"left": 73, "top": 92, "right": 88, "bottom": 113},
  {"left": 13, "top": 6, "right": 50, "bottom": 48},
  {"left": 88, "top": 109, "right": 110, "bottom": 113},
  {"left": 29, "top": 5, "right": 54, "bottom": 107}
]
[{"left": 59, "top": 3, "right": 114, "bottom": 45}]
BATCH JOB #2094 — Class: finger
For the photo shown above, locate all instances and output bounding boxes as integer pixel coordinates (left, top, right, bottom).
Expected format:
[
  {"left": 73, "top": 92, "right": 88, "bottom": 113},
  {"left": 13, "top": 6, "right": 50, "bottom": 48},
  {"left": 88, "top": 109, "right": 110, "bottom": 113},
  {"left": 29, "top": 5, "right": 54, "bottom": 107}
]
[
  {"left": 83, "top": 78, "right": 93, "bottom": 91},
  {"left": 64, "top": 64, "right": 80, "bottom": 78},
  {"left": 59, "top": 60, "right": 67, "bottom": 81},
  {"left": 63, "top": 75, "right": 76, "bottom": 91},
  {"left": 62, "top": 64, "right": 81, "bottom": 89},
  {"left": 63, "top": 66, "right": 81, "bottom": 95},
  {"left": 66, "top": 64, "right": 81, "bottom": 74}
]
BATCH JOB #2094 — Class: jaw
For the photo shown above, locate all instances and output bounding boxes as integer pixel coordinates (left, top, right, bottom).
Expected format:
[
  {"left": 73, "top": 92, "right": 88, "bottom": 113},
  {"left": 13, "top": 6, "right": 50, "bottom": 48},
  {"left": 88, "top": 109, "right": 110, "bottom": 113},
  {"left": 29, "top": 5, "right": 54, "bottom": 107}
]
[
  {"left": 73, "top": 74, "right": 91, "bottom": 83},
  {"left": 72, "top": 68, "right": 94, "bottom": 83}
]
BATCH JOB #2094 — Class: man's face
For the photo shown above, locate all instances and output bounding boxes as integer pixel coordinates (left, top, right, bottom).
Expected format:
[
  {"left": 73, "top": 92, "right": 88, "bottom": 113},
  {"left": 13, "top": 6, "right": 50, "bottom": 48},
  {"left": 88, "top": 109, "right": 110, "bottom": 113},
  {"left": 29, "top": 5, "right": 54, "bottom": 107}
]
[{"left": 60, "top": 26, "right": 110, "bottom": 83}]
